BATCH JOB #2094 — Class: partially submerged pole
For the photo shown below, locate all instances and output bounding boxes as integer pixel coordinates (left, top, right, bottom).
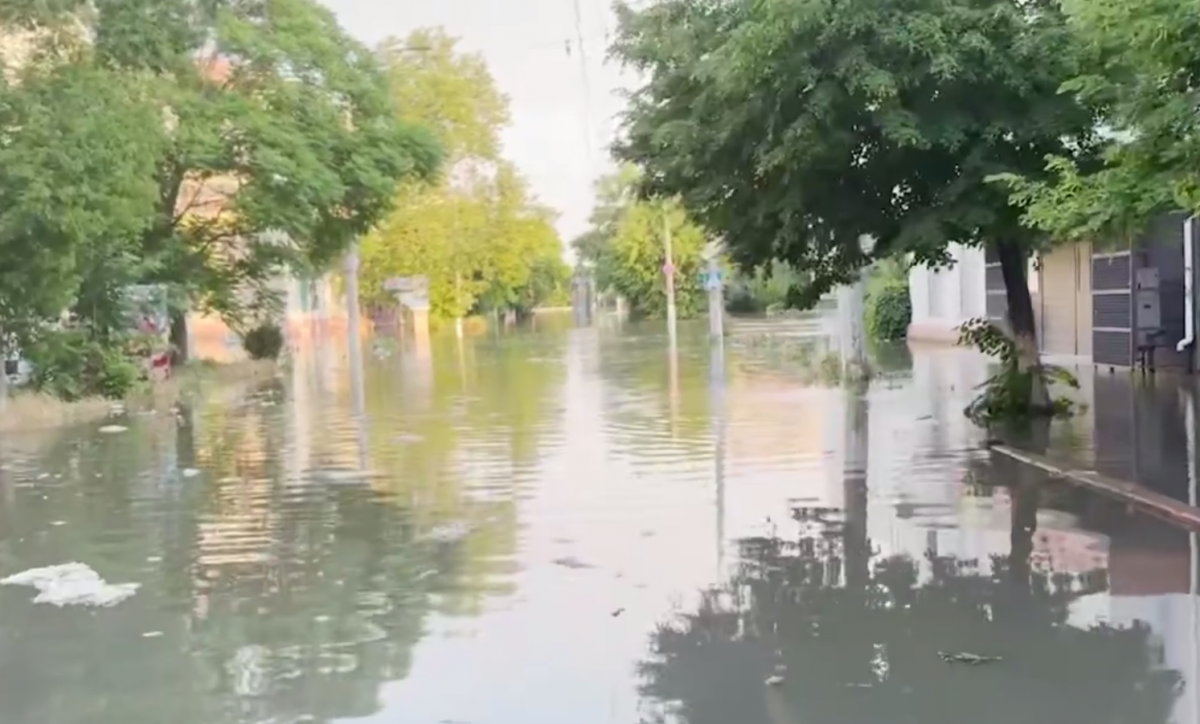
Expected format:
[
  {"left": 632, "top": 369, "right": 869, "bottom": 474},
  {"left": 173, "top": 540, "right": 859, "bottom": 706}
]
[
  {"left": 345, "top": 245, "right": 366, "bottom": 418},
  {"left": 663, "top": 208, "right": 678, "bottom": 346},
  {"left": 704, "top": 239, "right": 726, "bottom": 341},
  {"left": 838, "top": 235, "right": 874, "bottom": 377}
]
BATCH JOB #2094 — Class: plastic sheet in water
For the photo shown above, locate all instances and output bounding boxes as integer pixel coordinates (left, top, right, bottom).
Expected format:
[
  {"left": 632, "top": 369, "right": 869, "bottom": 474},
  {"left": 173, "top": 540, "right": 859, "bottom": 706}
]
[{"left": 0, "top": 562, "right": 140, "bottom": 607}]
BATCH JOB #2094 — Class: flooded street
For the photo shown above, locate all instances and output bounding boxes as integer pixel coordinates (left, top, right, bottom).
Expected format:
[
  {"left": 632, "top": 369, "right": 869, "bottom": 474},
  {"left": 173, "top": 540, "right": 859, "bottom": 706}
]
[{"left": 0, "top": 315, "right": 1197, "bottom": 724}]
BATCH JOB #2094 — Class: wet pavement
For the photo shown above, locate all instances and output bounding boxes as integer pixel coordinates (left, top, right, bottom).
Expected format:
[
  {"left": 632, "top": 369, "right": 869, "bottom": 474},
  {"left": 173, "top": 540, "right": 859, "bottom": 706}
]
[{"left": 0, "top": 314, "right": 1197, "bottom": 724}]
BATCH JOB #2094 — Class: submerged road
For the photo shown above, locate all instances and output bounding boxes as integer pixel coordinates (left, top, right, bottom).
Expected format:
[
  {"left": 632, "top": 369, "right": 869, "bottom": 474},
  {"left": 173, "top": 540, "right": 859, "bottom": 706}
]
[{"left": 0, "top": 314, "right": 1196, "bottom": 724}]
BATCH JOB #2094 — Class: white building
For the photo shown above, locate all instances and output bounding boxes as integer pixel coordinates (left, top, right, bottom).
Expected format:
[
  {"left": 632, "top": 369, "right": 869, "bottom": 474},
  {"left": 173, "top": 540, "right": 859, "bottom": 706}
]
[{"left": 906, "top": 243, "right": 990, "bottom": 343}]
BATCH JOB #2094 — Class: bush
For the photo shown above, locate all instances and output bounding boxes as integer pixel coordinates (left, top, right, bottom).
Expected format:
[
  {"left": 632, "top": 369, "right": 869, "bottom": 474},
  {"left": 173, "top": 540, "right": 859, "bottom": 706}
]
[
  {"left": 865, "top": 279, "right": 912, "bottom": 342},
  {"left": 956, "top": 317, "right": 1077, "bottom": 427},
  {"left": 23, "top": 329, "right": 145, "bottom": 401},
  {"left": 725, "top": 259, "right": 804, "bottom": 314},
  {"left": 241, "top": 323, "right": 285, "bottom": 360}
]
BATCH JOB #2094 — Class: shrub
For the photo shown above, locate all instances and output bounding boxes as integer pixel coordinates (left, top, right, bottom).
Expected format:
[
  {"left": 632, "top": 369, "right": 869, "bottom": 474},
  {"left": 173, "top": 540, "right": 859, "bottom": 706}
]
[
  {"left": 23, "top": 329, "right": 144, "bottom": 401},
  {"left": 241, "top": 323, "right": 285, "bottom": 360},
  {"left": 865, "top": 276, "right": 912, "bottom": 343},
  {"left": 725, "top": 259, "right": 804, "bottom": 314},
  {"left": 956, "top": 317, "right": 1077, "bottom": 427}
]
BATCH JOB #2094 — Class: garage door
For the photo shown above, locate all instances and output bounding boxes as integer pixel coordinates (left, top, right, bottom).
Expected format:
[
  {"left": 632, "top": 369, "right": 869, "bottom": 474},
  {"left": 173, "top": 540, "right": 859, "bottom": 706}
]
[
  {"left": 1040, "top": 243, "right": 1092, "bottom": 355},
  {"left": 1075, "top": 241, "right": 1093, "bottom": 357}
]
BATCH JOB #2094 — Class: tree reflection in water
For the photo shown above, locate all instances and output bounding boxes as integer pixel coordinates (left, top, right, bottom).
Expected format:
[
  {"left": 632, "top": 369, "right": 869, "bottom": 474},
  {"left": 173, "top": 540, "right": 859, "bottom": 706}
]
[{"left": 637, "top": 487, "right": 1183, "bottom": 724}]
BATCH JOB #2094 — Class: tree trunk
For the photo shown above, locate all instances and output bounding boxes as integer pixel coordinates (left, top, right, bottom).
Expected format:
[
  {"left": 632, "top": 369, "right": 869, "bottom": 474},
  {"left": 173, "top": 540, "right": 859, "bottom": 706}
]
[
  {"left": 169, "top": 309, "right": 190, "bottom": 365},
  {"left": 995, "top": 239, "right": 1050, "bottom": 410}
]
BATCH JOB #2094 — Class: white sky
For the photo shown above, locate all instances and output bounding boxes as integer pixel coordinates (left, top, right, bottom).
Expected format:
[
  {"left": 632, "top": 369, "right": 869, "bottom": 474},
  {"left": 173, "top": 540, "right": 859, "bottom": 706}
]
[{"left": 320, "top": 0, "right": 632, "bottom": 245}]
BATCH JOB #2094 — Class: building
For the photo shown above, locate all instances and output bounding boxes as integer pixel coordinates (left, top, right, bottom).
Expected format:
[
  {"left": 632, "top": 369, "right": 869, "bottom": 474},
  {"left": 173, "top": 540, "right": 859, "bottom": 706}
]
[
  {"left": 907, "top": 243, "right": 989, "bottom": 344},
  {"left": 908, "top": 212, "right": 1199, "bottom": 371},
  {"left": 179, "top": 56, "right": 353, "bottom": 362}
]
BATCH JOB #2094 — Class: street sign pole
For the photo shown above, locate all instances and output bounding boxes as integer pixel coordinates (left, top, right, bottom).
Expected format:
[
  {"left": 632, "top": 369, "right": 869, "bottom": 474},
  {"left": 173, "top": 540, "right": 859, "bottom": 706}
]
[{"left": 704, "top": 239, "right": 725, "bottom": 341}]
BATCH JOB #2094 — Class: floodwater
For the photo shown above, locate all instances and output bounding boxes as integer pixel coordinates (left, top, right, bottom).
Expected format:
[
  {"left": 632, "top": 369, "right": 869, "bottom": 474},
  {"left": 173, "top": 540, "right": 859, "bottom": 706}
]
[{"left": 0, "top": 314, "right": 1197, "bottom": 724}]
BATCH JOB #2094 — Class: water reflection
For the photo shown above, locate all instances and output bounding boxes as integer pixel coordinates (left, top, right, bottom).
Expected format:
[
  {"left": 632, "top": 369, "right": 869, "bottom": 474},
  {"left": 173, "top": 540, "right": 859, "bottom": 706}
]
[
  {"left": 638, "top": 471, "right": 1188, "bottom": 724},
  {"left": 0, "top": 319, "right": 1197, "bottom": 723}
]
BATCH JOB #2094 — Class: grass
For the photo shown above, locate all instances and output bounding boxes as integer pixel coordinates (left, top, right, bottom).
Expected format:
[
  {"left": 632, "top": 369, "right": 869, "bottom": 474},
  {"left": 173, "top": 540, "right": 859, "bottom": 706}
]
[{"left": 0, "top": 359, "right": 280, "bottom": 434}]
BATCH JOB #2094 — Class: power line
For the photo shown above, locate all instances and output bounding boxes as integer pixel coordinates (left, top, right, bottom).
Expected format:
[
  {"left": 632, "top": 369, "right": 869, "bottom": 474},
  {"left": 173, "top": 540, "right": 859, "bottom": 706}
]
[{"left": 571, "top": 0, "right": 597, "bottom": 170}]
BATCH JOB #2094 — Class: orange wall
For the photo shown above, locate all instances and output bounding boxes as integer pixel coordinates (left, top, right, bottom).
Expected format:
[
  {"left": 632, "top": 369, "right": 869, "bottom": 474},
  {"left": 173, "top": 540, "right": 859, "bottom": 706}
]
[{"left": 188, "top": 310, "right": 370, "bottom": 362}]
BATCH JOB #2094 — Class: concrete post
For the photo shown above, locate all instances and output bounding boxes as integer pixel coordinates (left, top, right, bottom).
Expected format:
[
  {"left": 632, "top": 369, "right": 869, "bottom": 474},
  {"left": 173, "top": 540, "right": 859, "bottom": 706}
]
[
  {"left": 838, "top": 235, "right": 874, "bottom": 376},
  {"left": 663, "top": 209, "right": 678, "bottom": 345}
]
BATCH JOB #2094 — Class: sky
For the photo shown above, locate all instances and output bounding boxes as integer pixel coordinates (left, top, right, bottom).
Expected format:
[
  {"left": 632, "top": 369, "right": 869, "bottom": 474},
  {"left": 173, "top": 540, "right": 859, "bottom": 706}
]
[{"left": 319, "top": 0, "right": 632, "bottom": 246}]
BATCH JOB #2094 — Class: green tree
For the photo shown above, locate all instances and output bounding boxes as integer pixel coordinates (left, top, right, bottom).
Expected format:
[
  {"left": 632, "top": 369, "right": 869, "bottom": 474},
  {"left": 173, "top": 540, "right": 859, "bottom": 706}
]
[
  {"left": 995, "top": 0, "right": 1194, "bottom": 245},
  {"left": 610, "top": 0, "right": 1100, "bottom": 410},
  {"left": 6, "top": 0, "right": 443, "bottom": 359},
  {"left": 0, "top": 57, "right": 162, "bottom": 354},
  {"left": 573, "top": 166, "right": 707, "bottom": 319},
  {"left": 362, "top": 28, "right": 565, "bottom": 322}
]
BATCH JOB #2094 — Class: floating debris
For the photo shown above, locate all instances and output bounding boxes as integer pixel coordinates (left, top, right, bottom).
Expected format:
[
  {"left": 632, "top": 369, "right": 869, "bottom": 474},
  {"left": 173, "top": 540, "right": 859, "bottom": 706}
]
[
  {"left": 394, "top": 433, "right": 424, "bottom": 444},
  {"left": 142, "top": 631, "right": 164, "bottom": 638},
  {"left": 938, "top": 651, "right": 1001, "bottom": 665},
  {"left": 1, "top": 562, "right": 139, "bottom": 607},
  {"left": 552, "top": 556, "right": 594, "bottom": 570},
  {"left": 611, "top": 608, "right": 625, "bottom": 617},
  {"left": 98, "top": 425, "right": 127, "bottom": 434},
  {"left": 426, "top": 521, "right": 473, "bottom": 544},
  {"left": 181, "top": 468, "right": 201, "bottom": 478},
  {"left": 765, "top": 674, "right": 785, "bottom": 686}
]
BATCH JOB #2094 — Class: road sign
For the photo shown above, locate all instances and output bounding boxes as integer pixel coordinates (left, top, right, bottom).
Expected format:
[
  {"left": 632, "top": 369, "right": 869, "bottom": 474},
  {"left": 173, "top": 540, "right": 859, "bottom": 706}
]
[{"left": 703, "top": 270, "right": 724, "bottom": 291}]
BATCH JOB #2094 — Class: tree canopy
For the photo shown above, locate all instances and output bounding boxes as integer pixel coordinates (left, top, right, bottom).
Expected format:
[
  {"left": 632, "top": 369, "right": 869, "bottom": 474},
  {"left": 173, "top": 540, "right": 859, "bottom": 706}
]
[
  {"left": 998, "top": 0, "right": 1200, "bottom": 245},
  {"left": 610, "top": 0, "right": 1099, "bottom": 307},
  {"left": 360, "top": 29, "right": 568, "bottom": 321},
  {"left": 1, "top": 0, "right": 442, "bottom": 351},
  {"left": 573, "top": 165, "right": 708, "bottom": 319},
  {"left": 0, "top": 58, "right": 163, "bottom": 345}
]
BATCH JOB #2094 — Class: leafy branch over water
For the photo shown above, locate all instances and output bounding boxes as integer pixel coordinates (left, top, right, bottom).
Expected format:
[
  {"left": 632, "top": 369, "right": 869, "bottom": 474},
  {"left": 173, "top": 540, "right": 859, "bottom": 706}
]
[{"left": 956, "top": 318, "right": 1079, "bottom": 429}]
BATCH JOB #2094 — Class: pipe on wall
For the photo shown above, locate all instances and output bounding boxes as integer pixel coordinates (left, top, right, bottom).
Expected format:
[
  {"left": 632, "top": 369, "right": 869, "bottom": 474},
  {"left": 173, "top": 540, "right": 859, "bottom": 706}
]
[{"left": 1177, "top": 215, "right": 1196, "bottom": 361}]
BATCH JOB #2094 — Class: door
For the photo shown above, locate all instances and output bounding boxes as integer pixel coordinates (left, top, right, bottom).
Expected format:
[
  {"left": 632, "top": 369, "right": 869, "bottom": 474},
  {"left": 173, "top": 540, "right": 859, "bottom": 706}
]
[
  {"left": 1040, "top": 244, "right": 1079, "bottom": 355},
  {"left": 1075, "top": 241, "right": 1093, "bottom": 357}
]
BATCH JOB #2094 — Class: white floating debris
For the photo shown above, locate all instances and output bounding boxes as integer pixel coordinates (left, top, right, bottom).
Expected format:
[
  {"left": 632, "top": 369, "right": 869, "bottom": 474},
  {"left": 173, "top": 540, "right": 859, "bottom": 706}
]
[
  {"left": 765, "top": 675, "right": 785, "bottom": 686},
  {"left": 425, "top": 521, "right": 473, "bottom": 543},
  {"left": 1, "top": 562, "right": 140, "bottom": 607},
  {"left": 142, "top": 631, "right": 164, "bottom": 638},
  {"left": 551, "top": 556, "right": 594, "bottom": 570},
  {"left": 35, "top": 473, "right": 49, "bottom": 480},
  {"left": 98, "top": 425, "right": 127, "bottom": 434},
  {"left": 181, "top": 468, "right": 201, "bottom": 478}
]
